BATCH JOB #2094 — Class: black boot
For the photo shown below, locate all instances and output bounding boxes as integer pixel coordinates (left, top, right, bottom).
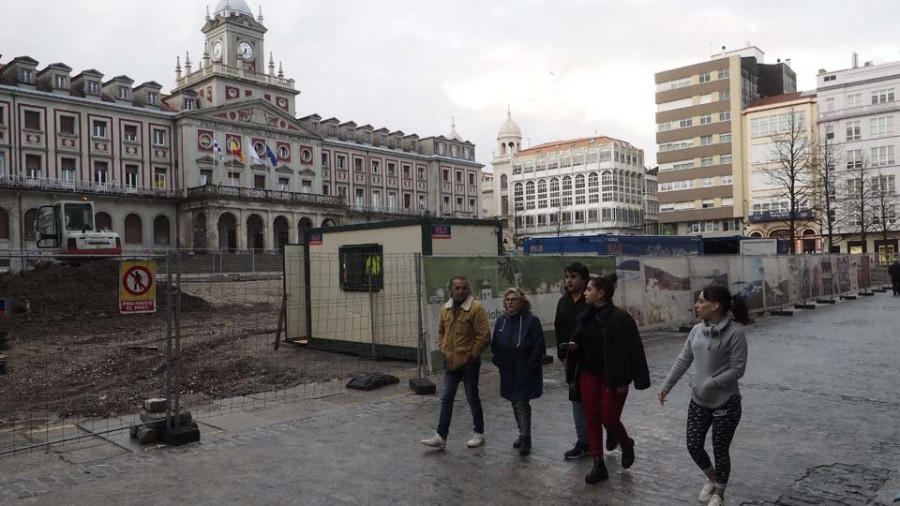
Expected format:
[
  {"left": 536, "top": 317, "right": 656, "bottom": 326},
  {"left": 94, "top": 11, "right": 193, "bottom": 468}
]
[
  {"left": 621, "top": 438, "right": 635, "bottom": 469},
  {"left": 513, "top": 435, "right": 523, "bottom": 449},
  {"left": 585, "top": 457, "right": 608, "bottom": 484},
  {"left": 605, "top": 431, "right": 618, "bottom": 452},
  {"left": 518, "top": 436, "right": 532, "bottom": 456}
]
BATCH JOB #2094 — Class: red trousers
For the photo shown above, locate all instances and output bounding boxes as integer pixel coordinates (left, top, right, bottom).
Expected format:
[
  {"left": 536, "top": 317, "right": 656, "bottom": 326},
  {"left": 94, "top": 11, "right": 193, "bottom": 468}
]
[{"left": 579, "top": 370, "right": 629, "bottom": 457}]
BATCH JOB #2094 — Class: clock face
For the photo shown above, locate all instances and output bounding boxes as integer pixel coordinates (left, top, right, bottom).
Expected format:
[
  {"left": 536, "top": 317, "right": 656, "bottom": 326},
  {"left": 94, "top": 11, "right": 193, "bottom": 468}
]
[
  {"left": 212, "top": 42, "right": 223, "bottom": 61},
  {"left": 238, "top": 42, "right": 253, "bottom": 61}
]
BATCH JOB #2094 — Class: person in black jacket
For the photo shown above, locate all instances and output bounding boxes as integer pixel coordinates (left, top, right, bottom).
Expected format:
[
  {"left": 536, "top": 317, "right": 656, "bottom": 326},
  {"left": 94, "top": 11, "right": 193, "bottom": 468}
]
[
  {"left": 889, "top": 259, "right": 900, "bottom": 295},
  {"left": 491, "top": 288, "right": 545, "bottom": 456},
  {"left": 567, "top": 273, "right": 651, "bottom": 484},
  {"left": 555, "top": 262, "right": 590, "bottom": 459}
]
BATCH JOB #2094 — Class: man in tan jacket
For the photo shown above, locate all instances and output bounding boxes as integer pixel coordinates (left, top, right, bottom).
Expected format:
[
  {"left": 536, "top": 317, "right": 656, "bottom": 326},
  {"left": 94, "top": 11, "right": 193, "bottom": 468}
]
[{"left": 421, "top": 276, "right": 491, "bottom": 449}]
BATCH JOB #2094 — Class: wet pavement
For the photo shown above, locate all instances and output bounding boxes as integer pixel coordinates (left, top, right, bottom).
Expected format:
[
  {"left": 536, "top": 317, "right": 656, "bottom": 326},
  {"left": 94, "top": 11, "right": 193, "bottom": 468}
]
[{"left": 1, "top": 292, "right": 899, "bottom": 505}]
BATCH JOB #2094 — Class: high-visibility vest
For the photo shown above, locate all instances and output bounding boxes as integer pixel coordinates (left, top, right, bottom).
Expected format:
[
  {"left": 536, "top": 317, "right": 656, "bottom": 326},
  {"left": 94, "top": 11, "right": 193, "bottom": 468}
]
[{"left": 365, "top": 255, "right": 381, "bottom": 277}]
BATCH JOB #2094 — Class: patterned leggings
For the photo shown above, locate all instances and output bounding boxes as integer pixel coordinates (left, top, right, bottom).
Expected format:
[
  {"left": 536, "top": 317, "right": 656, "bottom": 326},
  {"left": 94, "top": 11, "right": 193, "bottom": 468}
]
[
  {"left": 512, "top": 401, "right": 532, "bottom": 437},
  {"left": 686, "top": 395, "right": 742, "bottom": 490}
]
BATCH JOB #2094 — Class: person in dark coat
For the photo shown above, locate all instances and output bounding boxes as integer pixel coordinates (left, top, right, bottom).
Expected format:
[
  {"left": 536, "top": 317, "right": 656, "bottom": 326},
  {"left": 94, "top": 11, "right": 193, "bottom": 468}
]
[
  {"left": 567, "top": 273, "right": 651, "bottom": 484},
  {"left": 492, "top": 287, "right": 545, "bottom": 456},
  {"left": 889, "top": 259, "right": 900, "bottom": 295},
  {"left": 554, "top": 262, "right": 591, "bottom": 459}
]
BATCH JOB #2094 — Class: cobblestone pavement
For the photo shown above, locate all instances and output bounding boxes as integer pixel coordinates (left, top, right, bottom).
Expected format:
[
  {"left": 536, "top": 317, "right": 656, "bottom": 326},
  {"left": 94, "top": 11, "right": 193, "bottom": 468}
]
[{"left": 0, "top": 293, "right": 898, "bottom": 505}]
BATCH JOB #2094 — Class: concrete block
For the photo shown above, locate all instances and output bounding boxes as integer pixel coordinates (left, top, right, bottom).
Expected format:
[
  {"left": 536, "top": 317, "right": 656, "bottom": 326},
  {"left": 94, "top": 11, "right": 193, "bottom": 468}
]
[
  {"left": 409, "top": 377, "right": 436, "bottom": 395},
  {"left": 140, "top": 409, "right": 192, "bottom": 424},
  {"left": 816, "top": 299, "right": 836, "bottom": 304},
  {"left": 859, "top": 292, "right": 875, "bottom": 297},
  {"left": 162, "top": 422, "right": 200, "bottom": 447},
  {"left": 143, "top": 398, "right": 168, "bottom": 413},
  {"left": 840, "top": 295, "right": 857, "bottom": 300},
  {"left": 794, "top": 303, "right": 816, "bottom": 309},
  {"left": 770, "top": 310, "right": 794, "bottom": 316}
]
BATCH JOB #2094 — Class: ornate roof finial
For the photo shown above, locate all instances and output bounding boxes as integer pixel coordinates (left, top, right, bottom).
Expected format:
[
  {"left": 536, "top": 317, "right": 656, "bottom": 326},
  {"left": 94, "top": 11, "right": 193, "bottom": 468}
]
[
  {"left": 184, "top": 52, "right": 192, "bottom": 74},
  {"left": 205, "top": 5, "right": 211, "bottom": 21},
  {"left": 507, "top": 104, "right": 511, "bottom": 119},
  {"left": 258, "top": 5, "right": 264, "bottom": 23},
  {"left": 268, "top": 52, "right": 275, "bottom": 76},
  {"left": 175, "top": 56, "right": 182, "bottom": 80},
  {"left": 278, "top": 61, "right": 284, "bottom": 78}
]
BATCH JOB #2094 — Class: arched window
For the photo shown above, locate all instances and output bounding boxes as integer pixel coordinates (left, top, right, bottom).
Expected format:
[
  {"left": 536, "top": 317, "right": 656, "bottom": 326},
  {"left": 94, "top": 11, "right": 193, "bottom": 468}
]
[
  {"left": 601, "top": 171, "right": 613, "bottom": 202},
  {"left": 525, "top": 181, "right": 535, "bottom": 209},
  {"left": 0, "top": 208, "right": 9, "bottom": 239},
  {"left": 588, "top": 172, "right": 600, "bottom": 203},
  {"left": 124, "top": 214, "right": 143, "bottom": 244},
  {"left": 153, "top": 216, "right": 170, "bottom": 245},
  {"left": 23, "top": 208, "right": 38, "bottom": 240},
  {"left": 513, "top": 183, "right": 524, "bottom": 211},
  {"left": 549, "top": 178, "right": 560, "bottom": 208},
  {"left": 537, "top": 179, "right": 548, "bottom": 209},
  {"left": 574, "top": 174, "right": 586, "bottom": 205},
  {"left": 500, "top": 174, "right": 508, "bottom": 191},
  {"left": 95, "top": 212, "right": 112, "bottom": 232},
  {"left": 561, "top": 176, "right": 573, "bottom": 206}
]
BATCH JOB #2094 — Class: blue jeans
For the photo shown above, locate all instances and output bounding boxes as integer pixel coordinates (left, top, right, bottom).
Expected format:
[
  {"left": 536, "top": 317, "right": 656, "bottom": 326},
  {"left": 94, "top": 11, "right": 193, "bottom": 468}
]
[
  {"left": 436, "top": 359, "right": 484, "bottom": 439},
  {"left": 572, "top": 400, "right": 588, "bottom": 445}
]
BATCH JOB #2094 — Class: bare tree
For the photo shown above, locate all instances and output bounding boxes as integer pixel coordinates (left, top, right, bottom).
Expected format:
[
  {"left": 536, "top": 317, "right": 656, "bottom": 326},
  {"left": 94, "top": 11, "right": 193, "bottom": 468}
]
[
  {"left": 763, "top": 108, "right": 817, "bottom": 253},
  {"left": 841, "top": 155, "right": 877, "bottom": 253},
  {"left": 870, "top": 169, "right": 898, "bottom": 259},
  {"left": 810, "top": 137, "right": 843, "bottom": 252}
]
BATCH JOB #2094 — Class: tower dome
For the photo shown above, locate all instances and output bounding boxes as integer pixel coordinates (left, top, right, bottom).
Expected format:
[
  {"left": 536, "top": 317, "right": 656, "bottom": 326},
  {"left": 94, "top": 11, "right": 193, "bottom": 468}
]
[
  {"left": 214, "top": 0, "right": 253, "bottom": 17},
  {"left": 447, "top": 117, "right": 463, "bottom": 141},
  {"left": 497, "top": 108, "right": 522, "bottom": 140}
]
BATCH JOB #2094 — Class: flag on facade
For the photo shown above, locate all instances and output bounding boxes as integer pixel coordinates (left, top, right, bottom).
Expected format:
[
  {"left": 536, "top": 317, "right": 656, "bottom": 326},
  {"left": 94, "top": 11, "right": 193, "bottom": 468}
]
[
  {"left": 265, "top": 145, "right": 278, "bottom": 166},
  {"left": 228, "top": 139, "right": 245, "bottom": 163},
  {"left": 213, "top": 139, "right": 224, "bottom": 161},
  {"left": 249, "top": 145, "right": 264, "bottom": 166}
]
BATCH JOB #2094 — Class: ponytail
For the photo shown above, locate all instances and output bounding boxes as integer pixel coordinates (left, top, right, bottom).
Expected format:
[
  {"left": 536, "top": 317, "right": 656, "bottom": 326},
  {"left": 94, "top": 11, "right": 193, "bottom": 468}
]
[
  {"left": 730, "top": 294, "right": 752, "bottom": 325},
  {"left": 701, "top": 284, "right": 753, "bottom": 325}
]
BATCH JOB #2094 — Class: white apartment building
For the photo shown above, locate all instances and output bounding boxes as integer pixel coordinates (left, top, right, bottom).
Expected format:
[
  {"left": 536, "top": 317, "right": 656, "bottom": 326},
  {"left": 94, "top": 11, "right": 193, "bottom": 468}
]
[{"left": 818, "top": 56, "right": 900, "bottom": 258}]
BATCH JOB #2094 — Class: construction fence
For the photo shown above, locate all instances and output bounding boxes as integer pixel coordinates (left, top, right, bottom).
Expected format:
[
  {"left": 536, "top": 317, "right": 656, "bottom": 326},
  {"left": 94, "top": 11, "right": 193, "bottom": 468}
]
[{"left": 0, "top": 249, "right": 888, "bottom": 457}]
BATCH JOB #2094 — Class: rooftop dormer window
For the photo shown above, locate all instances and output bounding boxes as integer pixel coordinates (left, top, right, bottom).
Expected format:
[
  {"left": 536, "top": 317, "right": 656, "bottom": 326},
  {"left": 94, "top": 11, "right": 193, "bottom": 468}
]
[
  {"left": 86, "top": 81, "right": 100, "bottom": 95},
  {"left": 53, "top": 75, "right": 69, "bottom": 89},
  {"left": 118, "top": 86, "right": 129, "bottom": 100},
  {"left": 147, "top": 92, "right": 158, "bottom": 105},
  {"left": 183, "top": 98, "right": 195, "bottom": 111},
  {"left": 18, "top": 69, "right": 34, "bottom": 84}
]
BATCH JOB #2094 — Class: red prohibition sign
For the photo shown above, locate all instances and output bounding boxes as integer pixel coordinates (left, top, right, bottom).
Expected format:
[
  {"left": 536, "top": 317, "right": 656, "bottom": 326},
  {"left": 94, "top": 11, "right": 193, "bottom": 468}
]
[{"left": 123, "top": 266, "right": 153, "bottom": 296}]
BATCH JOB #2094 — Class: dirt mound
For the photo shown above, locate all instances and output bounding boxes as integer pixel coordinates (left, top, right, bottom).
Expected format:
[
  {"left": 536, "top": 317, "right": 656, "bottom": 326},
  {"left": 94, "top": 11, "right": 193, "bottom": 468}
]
[{"left": 0, "top": 261, "right": 210, "bottom": 322}]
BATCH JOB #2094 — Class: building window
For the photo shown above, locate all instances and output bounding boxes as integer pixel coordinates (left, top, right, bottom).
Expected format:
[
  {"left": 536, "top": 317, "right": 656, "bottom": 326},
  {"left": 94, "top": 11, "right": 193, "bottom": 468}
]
[
  {"left": 846, "top": 149, "right": 863, "bottom": 169},
  {"left": 699, "top": 73, "right": 711, "bottom": 83},
  {"left": 92, "top": 120, "right": 107, "bottom": 139},
  {"left": 455, "top": 170, "right": 463, "bottom": 183},
  {"left": 701, "top": 156, "right": 714, "bottom": 167},
  {"left": 302, "top": 180, "right": 312, "bottom": 193},
  {"left": 200, "top": 169, "right": 213, "bottom": 185},
  {"left": 354, "top": 158, "right": 363, "bottom": 172},
  {"left": 254, "top": 174, "right": 266, "bottom": 189},
  {"left": 717, "top": 69, "right": 730, "bottom": 79},
  {"left": 321, "top": 153, "right": 330, "bottom": 168},
  {"left": 371, "top": 160, "right": 380, "bottom": 174},
  {"left": 18, "top": 69, "right": 34, "bottom": 84},
  {"left": 700, "top": 135, "right": 713, "bottom": 146},
  {"left": 279, "top": 177, "right": 289, "bottom": 191},
  {"left": 721, "top": 175, "right": 733, "bottom": 185},
  {"left": 52, "top": 75, "right": 68, "bottom": 89},
  {"left": 702, "top": 199, "right": 715, "bottom": 209},
  {"left": 147, "top": 92, "right": 158, "bottom": 105},
  {"left": 59, "top": 115, "right": 76, "bottom": 135},
  {"left": 419, "top": 194, "right": 426, "bottom": 210},
  {"left": 278, "top": 146, "right": 289, "bottom": 159},
  {"left": 337, "top": 155, "right": 346, "bottom": 170},
  {"left": 847, "top": 93, "right": 862, "bottom": 108},
  {"left": 372, "top": 190, "right": 382, "bottom": 207},
  {"left": 339, "top": 244, "right": 383, "bottom": 292},
  {"left": 94, "top": 161, "right": 109, "bottom": 185},
  {"left": 402, "top": 164, "right": 411, "bottom": 178},
  {"left": 701, "top": 178, "right": 714, "bottom": 188},
  {"left": 387, "top": 162, "right": 396, "bottom": 177},
  {"left": 118, "top": 86, "right": 129, "bottom": 100},
  {"left": 719, "top": 89, "right": 730, "bottom": 101},
  {"left": 720, "top": 133, "right": 732, "bottom": 143},
  {"left": 468, "top": 172, "right": 476, "bottom": 185},
  {"left": 418, "top": 167, "right": 426, "bottom": 180},
  {"left": 871, "top": 146, "right": 894, "bottom": 167},
  {"left": 871, "top": 116, "right": 894, "bottom": 137},
  {"left": 61, "top": 158, "right": 77, "bottom": 182},
  {"left": 153, "top": 129, "right": 167, "bottom": 146},
  {"left": 700, "top": 114, "right": 712, "bottom": 125},
  {"left": 872, "top": 89, "right": 895, "bottom": 105},
  {"left": 469, "top": 197, "right": 476, "bottom": 211},
  {"left": 825, "top": 124, "right": 834, "bottom": 140},
  {"left": 720, "top": 154, "right": 733, "bottom": 165},
  {"left": 124, "top": 124, "right": 138, "bottom": 142},
  {"left": 154, "top": 168, "right": 167, "bottom": 189},
  {"left": 719, "top": 111, "right": 731, "bottom": 121},
  {"left": 25, "top": 154, "right": 41, "bottom": 178},
  {"left": 846, "top": 120, "right": 861, "bottom": 141},
  {"left": 86, "top": 81, "right": 100, "bottom": 95},
  {"left": 125, "top": 164, "right": 138, "bottom": 187},
  {"left": 228, "top": 171, "right": 240, "bottom": 186},
  {"left": 549, "top": 178, "right": 560, "bottom": 207},
  {"left": 24, "top": 110, "right": 41, "bottom": 131},
  {"left": 826, "top": 97, "right": 835, "bottom": 112},
  {"left": 323, "top": 183, "right": 330, "bottom": 195}
]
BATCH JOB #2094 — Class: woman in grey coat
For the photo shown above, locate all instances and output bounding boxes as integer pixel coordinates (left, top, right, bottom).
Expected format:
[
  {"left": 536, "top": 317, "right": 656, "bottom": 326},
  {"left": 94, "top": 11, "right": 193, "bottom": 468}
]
[{"left": 658, "top": 284, "right": 751, "bottom": 506}]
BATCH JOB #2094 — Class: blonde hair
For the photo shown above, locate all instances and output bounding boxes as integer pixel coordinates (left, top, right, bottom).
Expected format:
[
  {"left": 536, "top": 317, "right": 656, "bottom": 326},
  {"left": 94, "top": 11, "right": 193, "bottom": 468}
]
[{"left": 503, "top": 287, "right": 531, "bottom": 312}]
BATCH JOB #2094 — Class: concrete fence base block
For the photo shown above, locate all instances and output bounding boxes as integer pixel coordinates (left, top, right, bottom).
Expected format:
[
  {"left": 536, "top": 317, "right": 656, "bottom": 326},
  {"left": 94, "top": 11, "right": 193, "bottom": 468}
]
[
  {"left": 816, "top": 299, "right": 837, "bottom": 304},
  {"left": 873, "top": 289, "right": 888, "bottom": 293},
  {"left": 162, "top": 422, "right": 200, "bottom": 447},
  {"left": 678, "top": 325, "right": 693, "bottom": 333},
  {"left": 409, "top": 377, "right": 436, "bottom": 395},
  {"left": 143, "top": 398, "right": 168, "bottom": 413},
  {"left": 134, "top": 426, "right": 161, "bottom": 444},
  {"left": 770, "top": 310, "right": 794, "bottom": 316},
  {"left": 859, "top": 292, "right": 875, "bottom": 296},
  {"left": 794, "top": 303, "right": 816, "bottom": 309},
  {"left": 840, "top": 295, "right": 858, "bottom": 300}
]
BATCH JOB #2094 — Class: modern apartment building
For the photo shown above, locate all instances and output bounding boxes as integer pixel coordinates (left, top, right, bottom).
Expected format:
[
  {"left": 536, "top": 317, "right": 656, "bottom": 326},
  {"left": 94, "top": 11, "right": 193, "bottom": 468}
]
[
  {"left": 655, "top": 46, "right": 796, "bottom": 237},
  {"left": 743, "top": 91, "right": 819, "bottom": 252},
  {"left": 817, "top": 57, "right": 900, "bottom": 258}
]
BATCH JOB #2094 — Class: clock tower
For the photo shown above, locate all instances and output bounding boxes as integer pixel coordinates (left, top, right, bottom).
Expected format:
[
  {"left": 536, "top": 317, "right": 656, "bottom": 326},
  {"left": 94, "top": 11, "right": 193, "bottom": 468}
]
[{"left": 202, "top": 0, "right": 266, "bottom": 75}]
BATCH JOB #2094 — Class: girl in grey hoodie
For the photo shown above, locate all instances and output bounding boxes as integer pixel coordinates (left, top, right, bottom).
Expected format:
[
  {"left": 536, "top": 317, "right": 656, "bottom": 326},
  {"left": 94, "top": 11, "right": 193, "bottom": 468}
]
[{"left": 658, "top": 284, "right": 751, "bottom": 506}]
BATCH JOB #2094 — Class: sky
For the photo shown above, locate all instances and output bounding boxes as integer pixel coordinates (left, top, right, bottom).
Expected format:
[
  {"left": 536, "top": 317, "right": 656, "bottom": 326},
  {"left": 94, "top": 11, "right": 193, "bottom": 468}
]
[{"left": 3, "top": 0, "right": 900, "bottom": 171}]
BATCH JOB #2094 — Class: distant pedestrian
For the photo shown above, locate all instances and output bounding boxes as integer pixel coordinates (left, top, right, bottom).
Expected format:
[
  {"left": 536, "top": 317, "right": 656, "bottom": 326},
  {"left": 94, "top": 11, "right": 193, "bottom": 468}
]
[
  {"left": 658, "top": 284, "right": 751, "bottom": 506},
  {"left": 888, "top": 259, "right": 900, "bottom": 296},
  {"left": 421, "top": 276, "right": 491, "bottom": 450},
  {"left": 491, "top": 288, "right": 545, "bottom": 456},
  {"left": 555, "top": 262, "right": 592, "bottom": 459},
  {"left": 567, "top": 274, "right": 651, "bottom": 484}
]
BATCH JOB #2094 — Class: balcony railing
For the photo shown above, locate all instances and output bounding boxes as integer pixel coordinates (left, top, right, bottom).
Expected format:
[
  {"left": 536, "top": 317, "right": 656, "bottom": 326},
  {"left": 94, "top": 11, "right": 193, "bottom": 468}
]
[
  {"left": 176, "top": 62, "right": 295, "bottom": 91},
  {"left": 187, "top": 185, "right": 343, "bottom": 208},
  {"left": 346, "top": 203, "right": 433, "bottom": 217},
  {"left": 748, "top": 209, "right": 815, "bottom": 223},
  {"left": 0, "top": 175, "right": 178, "bottom": 199}
]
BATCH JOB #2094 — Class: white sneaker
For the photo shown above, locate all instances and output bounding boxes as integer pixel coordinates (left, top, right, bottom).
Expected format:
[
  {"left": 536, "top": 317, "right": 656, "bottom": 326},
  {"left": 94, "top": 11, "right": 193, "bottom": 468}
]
[
  {"left": 698, "top": 479, "right": 715, "bottom": 502},
  {"left": 466, "top": 433, "right": 485, "bottom": 448},
  {"left": 421, "top": 433, "right": 446, "bottom": 449},
  {"left": 707, "top": 494, "right": 724, "bottom": 506}
]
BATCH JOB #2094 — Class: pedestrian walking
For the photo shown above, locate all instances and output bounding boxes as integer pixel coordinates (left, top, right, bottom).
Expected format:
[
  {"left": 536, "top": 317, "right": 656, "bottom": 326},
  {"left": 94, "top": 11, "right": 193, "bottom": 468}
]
[
  {"left": 567, "top": 273, "right": 651, "bottom": 484},
  {"left": 888, "top": 259, "right": 900, "bottom": 295},
  {"left": 658, "top": 284, "right": 751, "bottom": 506},
  {"left": 421, "top": 276, "right": 491, "bottom": 450},
  {"left": 491, "top": 288, "right": 546, "bottom": 456},
  {"left": 555, "top": 262, "right": 592, "bottom": 459}
]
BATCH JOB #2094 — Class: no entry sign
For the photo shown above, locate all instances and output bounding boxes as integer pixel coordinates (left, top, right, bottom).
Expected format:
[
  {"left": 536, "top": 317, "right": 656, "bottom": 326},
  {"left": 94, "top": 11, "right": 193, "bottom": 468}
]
[{"left": 120, "top": 260, "right": 157, "bottom": 314}]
